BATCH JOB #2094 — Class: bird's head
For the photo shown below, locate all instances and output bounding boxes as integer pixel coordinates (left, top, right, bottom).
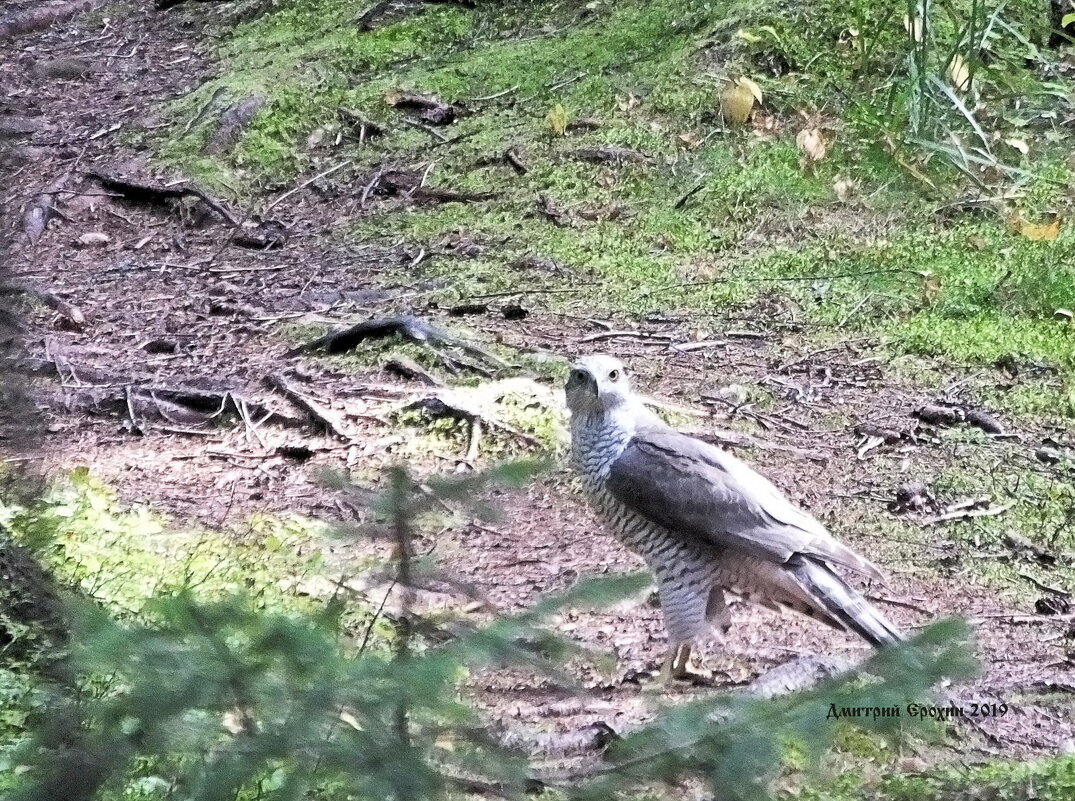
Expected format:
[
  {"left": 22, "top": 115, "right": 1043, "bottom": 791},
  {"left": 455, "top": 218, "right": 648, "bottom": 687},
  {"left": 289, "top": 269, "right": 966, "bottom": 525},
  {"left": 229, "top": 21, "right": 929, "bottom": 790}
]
[{"left": 565, "top": 354, "right": 633, "bottom": 416}]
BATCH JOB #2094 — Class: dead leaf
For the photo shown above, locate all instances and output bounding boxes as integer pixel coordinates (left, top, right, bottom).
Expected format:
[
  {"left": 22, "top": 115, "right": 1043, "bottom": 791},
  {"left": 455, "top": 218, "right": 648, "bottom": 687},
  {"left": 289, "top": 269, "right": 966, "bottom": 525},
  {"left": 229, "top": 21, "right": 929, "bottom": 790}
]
[
  {"left": 677, "top": 131, "right": 703, "bottom": 149},
  {"left": 76, "top": 232, "right": 111, "bottom": 248},
  {"left": 796, "top": 128, "right": 827, "bottom": 165},
  {"left": 751, "top": 110, "right": 779, "bottom": 137},
  {"left": 221, "top": 710, "right": 249, "bottom": 735},
  {"left": 546, "top": 103, "right": 568, "bottom": 136},
  {"left": 1005, "top": 137, "right": 1029, "bottom": 155},
  {"left": 616, "top": 93, "right": 641, "bottom": 112},
  {"left": 947, "top": 54, "right": 971, "bottom": 92},
  {"left": 595, "top": 171, "right": 616, "bottom": 188},
  {"left": 654, "top": 233, "right": 676, "bottom": 252},
  {"left": 383, "top": 88, "right": 403, "bottom": 106},
  {"left": 339, "top": 708, "right": 362, "bottom": 731},
  {"left": 1010, "top": 214, "right": 1061, "bottom": 241},
  {"left": 738, "top": 77, "right": 763, "bottom": 105},
  {"left": 721, "top": 78, "right": 757, "bottom": 126},
  {"left": 833, "top": 176, "right": 856, "bottom": 202},
  {"left": 918, "top": 270, "right": 942, "bottom": 306}
]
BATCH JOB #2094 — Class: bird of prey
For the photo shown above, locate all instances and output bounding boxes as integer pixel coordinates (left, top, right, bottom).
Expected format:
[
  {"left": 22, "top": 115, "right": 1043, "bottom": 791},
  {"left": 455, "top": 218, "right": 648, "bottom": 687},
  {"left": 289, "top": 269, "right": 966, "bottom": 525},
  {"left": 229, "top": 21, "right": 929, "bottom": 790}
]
[{"left": 565, "top": 354, "right": 901, "bottom": 680}]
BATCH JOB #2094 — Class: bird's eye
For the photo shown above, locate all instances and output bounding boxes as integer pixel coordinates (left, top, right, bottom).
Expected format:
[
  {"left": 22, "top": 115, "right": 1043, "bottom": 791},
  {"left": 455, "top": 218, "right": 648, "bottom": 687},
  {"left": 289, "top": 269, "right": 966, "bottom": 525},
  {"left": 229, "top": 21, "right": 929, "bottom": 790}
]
[{"left": 608, "top": 369, "right": 620, "bottom": 381}]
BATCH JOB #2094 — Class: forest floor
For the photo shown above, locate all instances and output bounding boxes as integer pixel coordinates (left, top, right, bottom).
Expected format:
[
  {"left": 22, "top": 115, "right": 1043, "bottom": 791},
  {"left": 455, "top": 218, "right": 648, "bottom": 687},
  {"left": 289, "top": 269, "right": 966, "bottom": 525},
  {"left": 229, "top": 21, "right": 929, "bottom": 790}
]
[{"left": 3, "top": 0, "right": 1075, "bottom": 797}]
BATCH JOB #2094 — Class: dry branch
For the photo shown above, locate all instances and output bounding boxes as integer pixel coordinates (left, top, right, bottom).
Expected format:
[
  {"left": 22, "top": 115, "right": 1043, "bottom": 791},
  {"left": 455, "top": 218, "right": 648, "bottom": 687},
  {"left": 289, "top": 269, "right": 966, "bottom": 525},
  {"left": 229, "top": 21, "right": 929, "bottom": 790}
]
[
  {"left": 914, "top": 402, "right": 1004, "bottom": 434},
  {"left": 387, "top": 92, "right": 463, "bottom": 125},
  {"left": 376, "top": 169, "right": 497, "bottom": 205},
  {"left": 572, "top": 146, "right": 648, "bottom": 165},
  {"left": 921, "top": 500, "right": 1015, "bottom": 526}
]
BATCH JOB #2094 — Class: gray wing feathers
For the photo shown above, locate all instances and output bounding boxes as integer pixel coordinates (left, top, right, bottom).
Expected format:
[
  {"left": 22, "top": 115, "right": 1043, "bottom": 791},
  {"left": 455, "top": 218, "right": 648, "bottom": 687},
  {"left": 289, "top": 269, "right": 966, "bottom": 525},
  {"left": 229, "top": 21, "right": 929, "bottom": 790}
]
[{"left": 604, "top": 429, "right": 883, "bottom": 580}]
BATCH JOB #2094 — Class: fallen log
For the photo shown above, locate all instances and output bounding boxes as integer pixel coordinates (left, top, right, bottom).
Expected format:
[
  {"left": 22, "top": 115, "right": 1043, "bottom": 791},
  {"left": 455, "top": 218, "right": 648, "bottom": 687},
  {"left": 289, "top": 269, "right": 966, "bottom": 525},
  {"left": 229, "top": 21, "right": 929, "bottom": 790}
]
[{"left": 0, "top": 0, "right": 108, "bottom": 40}]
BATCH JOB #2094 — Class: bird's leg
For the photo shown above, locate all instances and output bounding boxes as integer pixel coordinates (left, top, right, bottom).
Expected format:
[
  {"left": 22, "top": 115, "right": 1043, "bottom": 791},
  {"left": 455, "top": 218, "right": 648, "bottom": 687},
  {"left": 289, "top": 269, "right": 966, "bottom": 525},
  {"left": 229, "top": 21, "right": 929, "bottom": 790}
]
[{"left": 657, "top": 645, "right": 700, "bottom": 679}]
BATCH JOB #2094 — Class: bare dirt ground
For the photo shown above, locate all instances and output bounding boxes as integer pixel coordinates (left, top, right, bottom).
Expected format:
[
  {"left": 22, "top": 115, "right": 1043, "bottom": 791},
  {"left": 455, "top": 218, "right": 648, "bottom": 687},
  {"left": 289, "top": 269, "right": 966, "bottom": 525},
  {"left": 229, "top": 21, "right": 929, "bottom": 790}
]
[{"left": 3, "top": 0, "right": 1074, "bottom": 772}]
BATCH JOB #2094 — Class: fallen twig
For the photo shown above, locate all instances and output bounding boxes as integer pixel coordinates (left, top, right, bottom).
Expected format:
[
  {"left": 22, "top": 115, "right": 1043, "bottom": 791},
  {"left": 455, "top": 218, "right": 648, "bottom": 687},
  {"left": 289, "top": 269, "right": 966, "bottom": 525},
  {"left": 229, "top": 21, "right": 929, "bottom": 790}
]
[
  {"left": 578, "top": 330, "right": 672, "bottom": 344},
  {"left": 572, "top": 146, "right": 648, "bottom": 165},
  {"left": 674, "top": 180, "right": 705, "bottom": 209},
  {"left": 464, "top": 85, "right": 519, "bottom": 103},
  {"left": 264, "top": 159, "right": 353, "bottom": 214},
  {"left": 1019, "top": 573, "right": 1071, "bottom": 598},
  {"left": 921, "top": 500, "right": 1015, "bottom": 526}
]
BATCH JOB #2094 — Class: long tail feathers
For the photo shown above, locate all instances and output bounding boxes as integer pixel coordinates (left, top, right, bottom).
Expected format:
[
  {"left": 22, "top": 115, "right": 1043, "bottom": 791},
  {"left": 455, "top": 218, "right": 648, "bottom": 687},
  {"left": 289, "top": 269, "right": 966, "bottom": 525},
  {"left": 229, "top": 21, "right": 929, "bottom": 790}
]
[{"left": 790, "top": 555, "right": 903, "bottom": 647}]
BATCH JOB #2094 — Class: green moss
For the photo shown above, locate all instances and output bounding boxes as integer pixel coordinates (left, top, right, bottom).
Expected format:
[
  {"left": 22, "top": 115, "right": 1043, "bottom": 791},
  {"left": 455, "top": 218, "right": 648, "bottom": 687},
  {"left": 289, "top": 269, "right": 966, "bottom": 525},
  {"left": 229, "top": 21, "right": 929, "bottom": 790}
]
[
  {"left": 0, "top": 468, "right": 329, "bottom": 616},
  {"left": 789, "top": 755, "right": 1075, "bottom": 801}
]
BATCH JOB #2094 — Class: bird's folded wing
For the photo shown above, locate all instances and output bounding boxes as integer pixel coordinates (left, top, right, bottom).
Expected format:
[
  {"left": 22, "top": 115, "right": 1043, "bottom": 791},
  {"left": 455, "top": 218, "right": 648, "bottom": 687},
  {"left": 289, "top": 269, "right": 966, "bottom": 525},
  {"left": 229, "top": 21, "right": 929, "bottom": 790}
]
[{"left": 604, "top": 429, "right": 882, "bottom": 579}]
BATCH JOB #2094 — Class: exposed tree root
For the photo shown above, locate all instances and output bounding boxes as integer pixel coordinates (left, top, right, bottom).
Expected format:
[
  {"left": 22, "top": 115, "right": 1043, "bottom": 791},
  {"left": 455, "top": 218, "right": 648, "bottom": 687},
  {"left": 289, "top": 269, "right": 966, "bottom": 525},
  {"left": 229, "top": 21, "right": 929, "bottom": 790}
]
[
  {"left": 87, "top": 171, "right": 240, "bottom": 227},
  {"left": 289, "top": 315, "right": 508, "bottom": 372}
]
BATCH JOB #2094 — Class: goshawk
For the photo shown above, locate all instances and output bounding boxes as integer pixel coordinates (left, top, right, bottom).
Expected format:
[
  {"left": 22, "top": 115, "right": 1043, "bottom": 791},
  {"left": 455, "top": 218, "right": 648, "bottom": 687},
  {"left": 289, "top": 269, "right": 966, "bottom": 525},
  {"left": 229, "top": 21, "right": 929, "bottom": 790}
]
[{"left": 565, "top": 354, "right": 901, "bottom": 679}]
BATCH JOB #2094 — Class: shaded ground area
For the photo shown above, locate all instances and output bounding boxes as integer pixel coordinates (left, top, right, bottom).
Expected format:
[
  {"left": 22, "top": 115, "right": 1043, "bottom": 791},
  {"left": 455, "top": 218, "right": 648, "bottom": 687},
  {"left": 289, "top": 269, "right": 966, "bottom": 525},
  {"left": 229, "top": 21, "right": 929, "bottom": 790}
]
[{"left": 3, "top": 0, "right": 1075, "bottom": 789}]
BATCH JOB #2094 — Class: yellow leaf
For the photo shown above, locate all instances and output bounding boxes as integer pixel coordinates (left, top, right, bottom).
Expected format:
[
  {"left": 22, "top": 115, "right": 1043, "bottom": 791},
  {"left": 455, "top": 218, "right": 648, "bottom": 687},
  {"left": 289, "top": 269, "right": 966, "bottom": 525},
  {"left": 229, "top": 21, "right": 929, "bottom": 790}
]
[
  {"left": 1012, "top": 214, "right": 1062, "bottom": 241},
  {"left": 947, "top": 54, "right": 971, "bottom": 92},
  {"left": 721, "top": 80, "right": 755, "bottom": 125},
  {"left": 796, "top": 127, "right": 827, "bottom": 164},
  {"left": 545, "top": 103, "right": 568, "bottom": 136},
  {"left": 384, "top": 88, "right": 403, "bottom": 106},
  {"left": 737, "top": 76, "right": 763, "bottom": 105}
]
